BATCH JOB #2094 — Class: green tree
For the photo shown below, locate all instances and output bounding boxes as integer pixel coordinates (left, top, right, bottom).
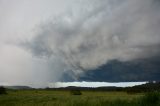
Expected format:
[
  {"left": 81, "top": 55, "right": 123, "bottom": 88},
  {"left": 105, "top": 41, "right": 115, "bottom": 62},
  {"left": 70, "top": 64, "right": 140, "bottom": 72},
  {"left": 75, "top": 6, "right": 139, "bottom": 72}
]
[{"left": 0, "top": 86, "right": 7, "bottom": 94}]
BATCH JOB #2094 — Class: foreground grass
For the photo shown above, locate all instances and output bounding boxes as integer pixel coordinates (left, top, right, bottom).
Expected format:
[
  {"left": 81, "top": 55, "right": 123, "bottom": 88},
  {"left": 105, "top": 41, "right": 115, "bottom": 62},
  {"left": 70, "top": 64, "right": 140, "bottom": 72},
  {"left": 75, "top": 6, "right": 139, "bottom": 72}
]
[{"left": 0, "top": 90, "right": 159, "bottom": 106}]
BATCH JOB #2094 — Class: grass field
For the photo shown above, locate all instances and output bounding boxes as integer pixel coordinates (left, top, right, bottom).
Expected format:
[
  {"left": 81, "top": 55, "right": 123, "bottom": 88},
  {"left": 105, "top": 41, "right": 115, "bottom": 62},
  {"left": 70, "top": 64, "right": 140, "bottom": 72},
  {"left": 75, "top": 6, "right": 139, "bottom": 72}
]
[{"left": 0, "top": 90, "right": 159, "bottom": 106}]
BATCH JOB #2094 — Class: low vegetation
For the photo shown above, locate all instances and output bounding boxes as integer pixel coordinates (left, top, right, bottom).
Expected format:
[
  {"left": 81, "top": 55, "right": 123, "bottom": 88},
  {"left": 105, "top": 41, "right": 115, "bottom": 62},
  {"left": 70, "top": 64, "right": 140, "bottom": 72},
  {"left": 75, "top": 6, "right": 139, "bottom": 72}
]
[
  {"left": 0, "top": 89, "right": 160, "bottom": 106},
  {"left": 0, "top": 86, "right": 7, "bottom": 95},
  {"left": 70, "top": 90, "right": 82, "bottom": 95}
]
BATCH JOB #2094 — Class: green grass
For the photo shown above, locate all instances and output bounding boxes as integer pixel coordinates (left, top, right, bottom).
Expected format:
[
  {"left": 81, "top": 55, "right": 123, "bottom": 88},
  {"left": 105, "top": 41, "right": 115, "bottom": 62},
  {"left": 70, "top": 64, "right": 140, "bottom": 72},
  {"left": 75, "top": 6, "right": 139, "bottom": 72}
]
[{"left": 0, "top": 90, "right": 159, "bottom": 106}]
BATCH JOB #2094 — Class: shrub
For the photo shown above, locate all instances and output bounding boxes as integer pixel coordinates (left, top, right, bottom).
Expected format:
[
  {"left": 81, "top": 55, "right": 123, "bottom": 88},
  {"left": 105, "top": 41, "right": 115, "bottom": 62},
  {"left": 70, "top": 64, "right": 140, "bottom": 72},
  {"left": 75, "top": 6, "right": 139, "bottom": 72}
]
[
  {"left": 0, "top": 86, "right": 7, "bottom": 95},
  {"left": 140, "top": 92, "right": 160, "bottom": 106},
  {"left": 70, "top": 90, "right": 82, "bottom": 95}
]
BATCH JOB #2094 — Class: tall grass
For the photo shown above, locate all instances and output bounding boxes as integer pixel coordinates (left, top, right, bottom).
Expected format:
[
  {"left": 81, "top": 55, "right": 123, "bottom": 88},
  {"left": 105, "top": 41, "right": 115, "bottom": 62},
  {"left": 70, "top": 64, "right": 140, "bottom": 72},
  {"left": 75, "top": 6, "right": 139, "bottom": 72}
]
[
  {"left": 139, "top": 92, "right": 160, "bottom": 106},
  {"left": 67, "top": 92, "right": 160, "bottom": 106},
  {"left": 0, "top": 90, "right": 159, "bottom": 106}
]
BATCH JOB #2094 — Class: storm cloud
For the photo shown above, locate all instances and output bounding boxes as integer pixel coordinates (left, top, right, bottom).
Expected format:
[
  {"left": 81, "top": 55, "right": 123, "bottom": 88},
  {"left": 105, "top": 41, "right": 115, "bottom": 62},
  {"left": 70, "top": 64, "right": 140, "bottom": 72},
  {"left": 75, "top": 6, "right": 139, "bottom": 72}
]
[
  {"left": 0, "top": 0, "right": 160, "bottom": 87},
  {"left": 25, "top": 0, "right": 160, "bottom": 79}
]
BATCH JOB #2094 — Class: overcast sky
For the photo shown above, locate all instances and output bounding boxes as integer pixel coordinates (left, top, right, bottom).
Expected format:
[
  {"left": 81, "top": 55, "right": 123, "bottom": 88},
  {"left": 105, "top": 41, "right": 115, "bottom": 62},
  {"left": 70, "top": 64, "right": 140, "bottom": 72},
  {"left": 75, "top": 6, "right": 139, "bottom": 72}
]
[
  {"left": 0, "top": 0, "right": 160, "bottom": 87},
  {"left": 0, "top": 0, "right": 76, "bottom": 87}
]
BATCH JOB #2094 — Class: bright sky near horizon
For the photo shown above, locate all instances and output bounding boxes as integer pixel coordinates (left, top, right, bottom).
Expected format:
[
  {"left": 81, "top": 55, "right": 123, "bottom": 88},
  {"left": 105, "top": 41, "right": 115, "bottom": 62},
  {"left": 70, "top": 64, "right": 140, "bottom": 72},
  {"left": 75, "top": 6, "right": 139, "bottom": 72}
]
[{"left": 49, "top": 82, "right": 147, "bottom": 88}]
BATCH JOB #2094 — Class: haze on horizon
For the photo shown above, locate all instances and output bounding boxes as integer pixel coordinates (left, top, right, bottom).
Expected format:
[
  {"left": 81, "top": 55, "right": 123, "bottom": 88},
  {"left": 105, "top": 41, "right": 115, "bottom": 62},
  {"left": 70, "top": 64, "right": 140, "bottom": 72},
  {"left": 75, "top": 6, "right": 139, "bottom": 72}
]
[{"left": 0, "top": 0, "right": 160, "bottom": 87}]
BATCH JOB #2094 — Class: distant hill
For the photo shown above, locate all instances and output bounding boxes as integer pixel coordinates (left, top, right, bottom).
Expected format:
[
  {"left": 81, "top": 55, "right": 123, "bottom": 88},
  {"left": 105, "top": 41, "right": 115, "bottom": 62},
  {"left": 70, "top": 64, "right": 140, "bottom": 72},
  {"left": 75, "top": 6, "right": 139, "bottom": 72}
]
[
  {"left": 45, "top": 81, "right": 160, "bottom": 92},
  {"left": 4, "top": 86, "right": 32, "bottom": 90},
  {"left": 2, "top": 81, "right": 160, "bottom": 92},
  {"left": 125, "top": 81, "right": 160, "bottom": 93}
]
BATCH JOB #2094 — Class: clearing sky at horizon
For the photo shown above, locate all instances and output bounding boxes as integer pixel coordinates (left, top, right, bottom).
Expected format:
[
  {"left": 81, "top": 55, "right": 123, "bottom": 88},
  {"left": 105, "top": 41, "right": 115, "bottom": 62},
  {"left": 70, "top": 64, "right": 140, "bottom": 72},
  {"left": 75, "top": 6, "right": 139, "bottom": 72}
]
[{"left": 0, "top": 0, "right": 160, "bottom": 87}]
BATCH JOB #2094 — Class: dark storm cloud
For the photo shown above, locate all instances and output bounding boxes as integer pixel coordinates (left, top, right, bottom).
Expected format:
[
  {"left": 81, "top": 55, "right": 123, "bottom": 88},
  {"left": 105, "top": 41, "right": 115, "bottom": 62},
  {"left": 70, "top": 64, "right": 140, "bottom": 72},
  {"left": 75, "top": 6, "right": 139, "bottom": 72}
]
[
  {"left": 25, "top": 0, "right": 160, "bottom": 80},
  {"left": 78, "top": 57, "right": 160, "bottom": 82}
]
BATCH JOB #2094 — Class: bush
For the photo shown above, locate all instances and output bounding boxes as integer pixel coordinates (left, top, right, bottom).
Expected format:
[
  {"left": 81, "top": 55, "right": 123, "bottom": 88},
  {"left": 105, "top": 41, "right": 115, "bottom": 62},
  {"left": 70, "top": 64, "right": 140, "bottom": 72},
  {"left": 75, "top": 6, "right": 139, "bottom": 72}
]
[
  {"left": 0, "top": 86, "right": 7, "bottom": 95},
  {"left": 70, "top": 90, "right": 82, "bottom": 95},
  {"left": 140, "top": 92, "right": 160, "bottom": 106}
]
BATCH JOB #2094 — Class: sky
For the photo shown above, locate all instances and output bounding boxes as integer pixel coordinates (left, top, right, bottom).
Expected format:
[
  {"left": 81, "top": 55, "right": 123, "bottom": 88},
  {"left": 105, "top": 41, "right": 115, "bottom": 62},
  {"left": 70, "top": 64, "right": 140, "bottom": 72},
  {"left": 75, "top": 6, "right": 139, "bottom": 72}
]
[
  {"left": 50, "top": 81, "right": 147, "bottom": 88},
  {"left": 0, "top": 0, "right": 160, "bottom": 87}
]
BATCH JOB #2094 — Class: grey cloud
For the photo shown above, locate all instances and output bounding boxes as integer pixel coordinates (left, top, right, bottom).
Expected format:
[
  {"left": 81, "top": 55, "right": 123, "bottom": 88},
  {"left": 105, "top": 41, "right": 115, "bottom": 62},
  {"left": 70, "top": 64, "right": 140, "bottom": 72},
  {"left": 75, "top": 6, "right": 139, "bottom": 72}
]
[{"left": 25, "top": 0, "right": 160, "bottom": 80}]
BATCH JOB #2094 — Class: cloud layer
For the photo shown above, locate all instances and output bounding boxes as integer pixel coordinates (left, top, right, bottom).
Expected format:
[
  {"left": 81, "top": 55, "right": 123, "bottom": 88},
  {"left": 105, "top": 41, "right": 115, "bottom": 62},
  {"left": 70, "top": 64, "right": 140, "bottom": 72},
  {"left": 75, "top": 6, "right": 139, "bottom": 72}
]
[
  {"left": 0, "top": 0, "right": 160, "bottom": 87},
  {"left": 26, "top": 0, "right": 160, "bottom": 79}
]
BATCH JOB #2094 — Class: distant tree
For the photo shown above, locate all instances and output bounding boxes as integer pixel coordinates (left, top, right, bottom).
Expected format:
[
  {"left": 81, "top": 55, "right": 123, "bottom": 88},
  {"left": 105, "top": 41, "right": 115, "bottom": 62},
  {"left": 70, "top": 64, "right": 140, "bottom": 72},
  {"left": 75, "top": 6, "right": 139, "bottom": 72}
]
[
  {"left": 0, "top": 86, "right": 7, "bottom": 94},
  {"left": 70, "top": 90, "right": 82, "bottom": 95}
]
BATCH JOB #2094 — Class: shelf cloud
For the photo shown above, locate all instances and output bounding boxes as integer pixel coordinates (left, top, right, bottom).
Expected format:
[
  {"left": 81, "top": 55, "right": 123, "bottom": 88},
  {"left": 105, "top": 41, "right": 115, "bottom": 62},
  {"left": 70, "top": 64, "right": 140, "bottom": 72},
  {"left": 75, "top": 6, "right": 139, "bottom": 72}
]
[
  {"left": 0, "top": 0, "right": 160, "bottom": 87},
  {"left": 25, "top": 0, "right": 160, "bottom": 78}
]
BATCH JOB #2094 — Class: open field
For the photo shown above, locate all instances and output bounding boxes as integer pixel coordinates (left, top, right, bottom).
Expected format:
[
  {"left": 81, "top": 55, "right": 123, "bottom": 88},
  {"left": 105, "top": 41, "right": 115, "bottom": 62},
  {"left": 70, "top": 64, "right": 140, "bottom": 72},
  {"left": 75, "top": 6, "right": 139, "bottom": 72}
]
[{"left": 0, "top": 90, "right": 160, "bottom": 106}]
